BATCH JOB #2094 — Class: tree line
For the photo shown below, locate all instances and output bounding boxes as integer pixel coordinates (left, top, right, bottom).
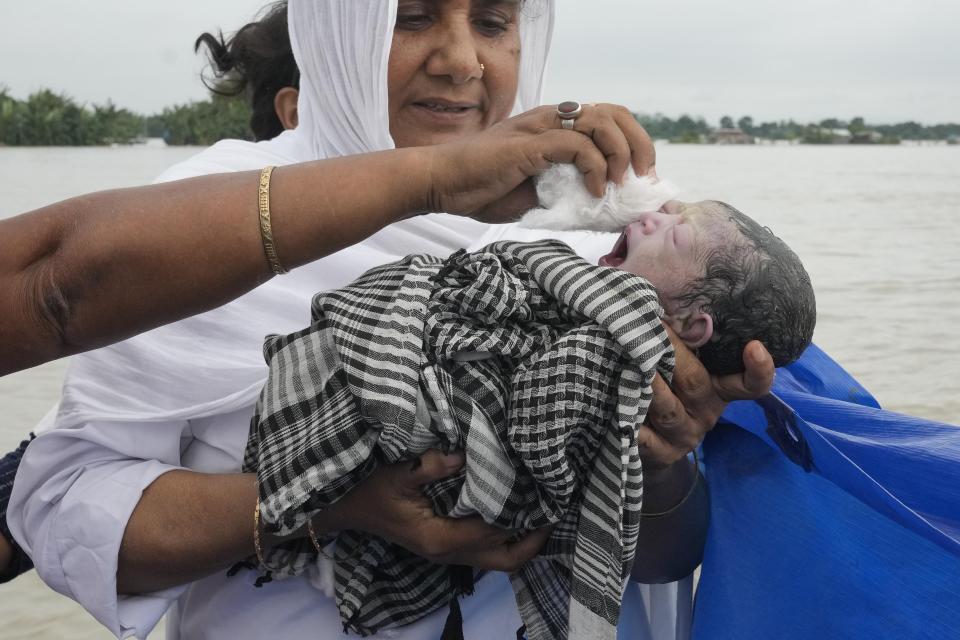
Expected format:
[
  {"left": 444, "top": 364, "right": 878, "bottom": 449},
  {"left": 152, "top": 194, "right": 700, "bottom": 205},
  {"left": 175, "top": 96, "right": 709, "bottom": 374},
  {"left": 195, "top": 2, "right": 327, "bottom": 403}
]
[
  {"left": 1, "top": 87, "right": 958, "bottom": 146},
  {"left": 0, "top": 88, "right": 252, "bottom": 147},
  {"left": 638, "top": 113, "right": 960, "bottom": 144}
]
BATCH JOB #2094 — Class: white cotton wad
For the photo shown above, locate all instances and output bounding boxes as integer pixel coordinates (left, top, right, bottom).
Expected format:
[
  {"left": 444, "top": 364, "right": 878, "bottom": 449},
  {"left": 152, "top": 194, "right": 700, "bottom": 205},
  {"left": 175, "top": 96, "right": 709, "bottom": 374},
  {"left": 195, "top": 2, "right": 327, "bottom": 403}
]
[{"left": 520, "top": 163, "right": 681, "bottom": 232}]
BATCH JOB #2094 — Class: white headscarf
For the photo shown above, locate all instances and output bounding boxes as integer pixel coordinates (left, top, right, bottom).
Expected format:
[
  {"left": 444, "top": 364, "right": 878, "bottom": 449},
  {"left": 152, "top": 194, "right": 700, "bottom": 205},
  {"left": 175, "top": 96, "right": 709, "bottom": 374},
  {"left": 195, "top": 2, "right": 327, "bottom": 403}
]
[{"left": 55, "top": 0, "right": 556, "bottom": 428}]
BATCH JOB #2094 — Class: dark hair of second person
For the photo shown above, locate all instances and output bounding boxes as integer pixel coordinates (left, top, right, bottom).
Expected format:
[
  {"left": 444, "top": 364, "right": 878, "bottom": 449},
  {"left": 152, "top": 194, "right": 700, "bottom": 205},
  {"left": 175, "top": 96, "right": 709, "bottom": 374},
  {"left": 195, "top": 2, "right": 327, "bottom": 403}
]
[{"left": 195, "top": 1, "right": 299, "bottom": 141}]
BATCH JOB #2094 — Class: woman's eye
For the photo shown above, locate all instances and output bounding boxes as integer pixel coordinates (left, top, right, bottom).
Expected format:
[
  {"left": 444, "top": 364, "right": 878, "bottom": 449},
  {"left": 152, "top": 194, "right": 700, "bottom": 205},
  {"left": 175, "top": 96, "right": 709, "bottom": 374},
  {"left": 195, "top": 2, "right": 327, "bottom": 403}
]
[
  {"left": 396, "top": 14, "right": 433, "bottom": 31},
  {"left": 473, "top": 17, "right": 509, "bottom": 35}
]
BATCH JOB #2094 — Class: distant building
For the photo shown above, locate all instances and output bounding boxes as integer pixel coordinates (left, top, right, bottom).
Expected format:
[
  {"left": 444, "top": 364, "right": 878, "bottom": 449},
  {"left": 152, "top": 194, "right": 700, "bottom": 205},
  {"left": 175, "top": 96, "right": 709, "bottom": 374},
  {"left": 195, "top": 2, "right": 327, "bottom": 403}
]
[
  {"left": 707, "top": 128, "right": 755, "bottom": 144},
  {"left": 828, "top": 128, "right": 852, "bottom": 144},
  {"left": 948, "top": 135, "right": 959, "bottom": 146},
  {"left": 851, "top": 130, "right": 884, "bottom": 144}
]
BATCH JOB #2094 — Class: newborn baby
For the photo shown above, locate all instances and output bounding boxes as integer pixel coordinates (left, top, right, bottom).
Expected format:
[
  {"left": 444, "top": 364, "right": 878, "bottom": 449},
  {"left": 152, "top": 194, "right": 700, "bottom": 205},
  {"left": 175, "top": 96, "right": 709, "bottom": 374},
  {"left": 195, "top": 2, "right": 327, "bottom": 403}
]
[
  {"left": 522, "top": 163, "right": 815, "bottom": 375},
  {"left": 597, "top": 198, "right": 816, "bottom": 375}
]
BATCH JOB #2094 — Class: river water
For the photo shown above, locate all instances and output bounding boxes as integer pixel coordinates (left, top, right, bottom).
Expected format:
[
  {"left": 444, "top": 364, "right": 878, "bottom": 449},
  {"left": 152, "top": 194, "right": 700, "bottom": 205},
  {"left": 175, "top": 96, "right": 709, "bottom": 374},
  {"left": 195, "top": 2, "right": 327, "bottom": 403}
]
[{"left": 0, "top": 144, "right": 958, "bottom": 638}]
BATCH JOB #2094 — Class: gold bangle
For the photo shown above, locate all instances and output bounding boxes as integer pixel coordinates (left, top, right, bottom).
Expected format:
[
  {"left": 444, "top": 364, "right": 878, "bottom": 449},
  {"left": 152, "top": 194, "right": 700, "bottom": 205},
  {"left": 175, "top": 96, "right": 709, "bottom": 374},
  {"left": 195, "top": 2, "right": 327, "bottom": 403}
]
[
  {"left": 258, "top": 166, "right": 288, "bottom": 275},
  {"left": 253, "top": 499, "right": 266, "bottom": 566},
  {"left": 641, "top": 450, "right": 701, "bottom": 518},
  {"left": 306, "top": 518, "right": 332, "bottom": 559}
]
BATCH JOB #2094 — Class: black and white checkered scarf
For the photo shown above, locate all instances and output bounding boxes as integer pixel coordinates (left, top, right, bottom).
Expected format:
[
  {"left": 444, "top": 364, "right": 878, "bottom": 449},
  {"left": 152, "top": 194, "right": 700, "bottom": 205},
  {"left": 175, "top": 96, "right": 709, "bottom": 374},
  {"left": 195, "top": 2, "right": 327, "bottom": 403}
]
[{"left": 244, "top": 239, "right": 674, "bottom": 640}]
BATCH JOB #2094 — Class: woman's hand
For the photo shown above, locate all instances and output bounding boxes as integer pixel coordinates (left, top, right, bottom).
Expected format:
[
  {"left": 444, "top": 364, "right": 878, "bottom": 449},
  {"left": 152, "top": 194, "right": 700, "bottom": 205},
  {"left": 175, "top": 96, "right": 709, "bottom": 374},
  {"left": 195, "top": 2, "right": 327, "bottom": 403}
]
[
  {"left": 313, "top": 450, "right": 550, "bottom": 572},
  {"left": 423, "top": 103, "right": 656, "bottom": 223},
  {"left": 639, "top": 329, "right": 775, "bottom": 468},
  {"left": 0, "top": 534, "right": 12, "bottom": 576}
]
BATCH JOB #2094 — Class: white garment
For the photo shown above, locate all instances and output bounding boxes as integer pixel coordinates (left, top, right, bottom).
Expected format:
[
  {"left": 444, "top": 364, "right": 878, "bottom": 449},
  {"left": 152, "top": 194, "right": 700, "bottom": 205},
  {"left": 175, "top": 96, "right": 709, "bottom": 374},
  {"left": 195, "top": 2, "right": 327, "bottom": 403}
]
[{"left": 10, "top": 0, "right": 692, "bottom": 638}]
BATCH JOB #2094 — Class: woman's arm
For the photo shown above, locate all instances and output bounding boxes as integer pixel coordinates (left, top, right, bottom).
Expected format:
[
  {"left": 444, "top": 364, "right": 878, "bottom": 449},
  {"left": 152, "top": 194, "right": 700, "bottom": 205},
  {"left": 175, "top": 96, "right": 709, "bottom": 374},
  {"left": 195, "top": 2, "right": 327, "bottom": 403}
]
[
  {"left": 630, "top": 456, "right": 709, "bottom": 583},
  {"left": 0, "top": 149, "right": 431, "bottom": 376},
  {"left": 119, "top": 452, "right": 549, "bottom": 594},
  {"left": 0, "top": 535, "right": 10, "bottom": 577},
  {"left": 0, "top": 104, "right": 657, "bottom": 378}
]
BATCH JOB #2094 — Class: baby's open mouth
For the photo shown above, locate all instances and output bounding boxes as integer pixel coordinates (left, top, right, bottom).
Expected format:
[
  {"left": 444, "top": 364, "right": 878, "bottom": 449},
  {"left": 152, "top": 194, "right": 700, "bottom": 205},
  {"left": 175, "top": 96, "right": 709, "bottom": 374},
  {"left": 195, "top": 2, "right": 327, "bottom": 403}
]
[{"left": 599, "top": 231, "right": 628, "bottom": 268}]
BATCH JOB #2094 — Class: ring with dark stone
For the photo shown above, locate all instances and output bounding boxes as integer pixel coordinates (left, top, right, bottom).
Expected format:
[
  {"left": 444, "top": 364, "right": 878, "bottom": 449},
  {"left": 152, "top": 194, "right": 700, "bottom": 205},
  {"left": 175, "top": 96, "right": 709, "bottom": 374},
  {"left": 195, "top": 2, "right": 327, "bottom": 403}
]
[{"left": 557, "top": 101, "right": 583, "bottom": 129}]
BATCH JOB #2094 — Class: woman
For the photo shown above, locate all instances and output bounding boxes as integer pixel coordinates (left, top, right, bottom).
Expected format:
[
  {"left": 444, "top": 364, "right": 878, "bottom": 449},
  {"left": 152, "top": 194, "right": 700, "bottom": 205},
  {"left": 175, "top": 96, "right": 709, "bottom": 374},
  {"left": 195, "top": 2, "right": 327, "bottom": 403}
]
[
  {"left": 8, "top": 1, "right": 773, "bottom": 638},
  {"left": 0, "top": 12, "right": 615, "bottom": 584},
  {"left": 0, "top": 1, "right": 677, "bottom": 584}
]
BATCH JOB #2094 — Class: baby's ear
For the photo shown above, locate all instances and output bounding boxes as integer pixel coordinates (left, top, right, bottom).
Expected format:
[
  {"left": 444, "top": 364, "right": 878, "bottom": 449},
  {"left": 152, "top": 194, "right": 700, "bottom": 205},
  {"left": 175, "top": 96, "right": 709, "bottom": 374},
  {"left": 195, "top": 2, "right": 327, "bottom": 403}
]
[{"left": 664, "top": 311, "right": 714, "bottom": 349}]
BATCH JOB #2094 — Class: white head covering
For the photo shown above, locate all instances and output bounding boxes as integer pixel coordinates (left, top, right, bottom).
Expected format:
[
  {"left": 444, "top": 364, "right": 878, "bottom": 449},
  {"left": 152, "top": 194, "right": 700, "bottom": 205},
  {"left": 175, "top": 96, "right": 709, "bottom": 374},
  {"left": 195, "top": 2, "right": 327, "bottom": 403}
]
[{"left": 55, "top": 0, "right": 557, "bottom": 428}]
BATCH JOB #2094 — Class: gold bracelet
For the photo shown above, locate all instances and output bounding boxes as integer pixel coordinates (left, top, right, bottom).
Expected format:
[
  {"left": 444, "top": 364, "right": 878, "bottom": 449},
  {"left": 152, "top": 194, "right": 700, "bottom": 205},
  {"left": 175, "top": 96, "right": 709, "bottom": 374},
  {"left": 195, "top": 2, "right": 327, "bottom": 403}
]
[
  {"left": 641, "top": 450, "right": 700, "bottom": 518},
  {"left": 258, "top": 166, "right": 288, "bottom": 275},
  {"left": 253, "top": 499, "right": 266, "bottom": 566},
  {"left": 306, "top": 518, "right": 332, "bottom": 559}
]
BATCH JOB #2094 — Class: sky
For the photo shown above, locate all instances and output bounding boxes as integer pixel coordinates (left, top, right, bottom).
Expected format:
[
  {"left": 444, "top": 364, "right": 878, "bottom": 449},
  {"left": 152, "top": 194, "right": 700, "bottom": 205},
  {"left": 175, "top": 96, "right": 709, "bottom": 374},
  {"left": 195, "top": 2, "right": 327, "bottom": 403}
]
[{"left": 1, "top": 0, "right": 958, "bottom": 125}]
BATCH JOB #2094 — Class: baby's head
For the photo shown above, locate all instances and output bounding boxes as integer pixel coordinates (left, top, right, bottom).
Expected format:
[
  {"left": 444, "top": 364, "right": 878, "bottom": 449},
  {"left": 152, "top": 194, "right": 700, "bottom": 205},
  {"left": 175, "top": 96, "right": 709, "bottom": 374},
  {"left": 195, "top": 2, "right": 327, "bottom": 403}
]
[{"left": 599, "top": 200, "right": 816, "bottom": 375}]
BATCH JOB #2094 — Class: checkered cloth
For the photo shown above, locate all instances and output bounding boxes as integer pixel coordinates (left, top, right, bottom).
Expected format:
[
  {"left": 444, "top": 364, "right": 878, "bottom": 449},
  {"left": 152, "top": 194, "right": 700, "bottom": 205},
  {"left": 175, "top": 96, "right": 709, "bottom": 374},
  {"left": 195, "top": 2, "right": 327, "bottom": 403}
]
[
  {"left": 244, "top": 240, "right": 674, "bottom": 640},
  {"left": 1, "top": 434, "right": 34, "bottom": 584}
]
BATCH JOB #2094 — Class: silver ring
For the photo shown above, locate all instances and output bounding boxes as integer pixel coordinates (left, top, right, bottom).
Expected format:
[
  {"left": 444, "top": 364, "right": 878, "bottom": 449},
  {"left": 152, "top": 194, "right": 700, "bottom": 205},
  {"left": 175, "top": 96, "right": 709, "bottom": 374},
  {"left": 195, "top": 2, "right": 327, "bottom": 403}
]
[{"left": 557, "top": 100, "right": 582, "bottom": 130}]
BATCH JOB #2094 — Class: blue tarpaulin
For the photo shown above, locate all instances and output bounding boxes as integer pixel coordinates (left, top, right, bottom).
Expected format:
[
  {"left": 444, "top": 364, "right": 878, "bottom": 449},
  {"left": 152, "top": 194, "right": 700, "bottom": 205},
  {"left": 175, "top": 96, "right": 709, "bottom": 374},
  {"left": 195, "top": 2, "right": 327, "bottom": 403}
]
[{"left": 692, "top": 344, "right": 960, "bottom": 638}]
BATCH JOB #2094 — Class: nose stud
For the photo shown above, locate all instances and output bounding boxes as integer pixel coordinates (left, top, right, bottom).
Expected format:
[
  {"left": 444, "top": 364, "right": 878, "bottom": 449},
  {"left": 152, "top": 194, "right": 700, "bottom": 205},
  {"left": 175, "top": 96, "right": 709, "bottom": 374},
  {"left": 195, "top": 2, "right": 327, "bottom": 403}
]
[{"left": 478, "top": 63, "right": 485, "bottom": 77}]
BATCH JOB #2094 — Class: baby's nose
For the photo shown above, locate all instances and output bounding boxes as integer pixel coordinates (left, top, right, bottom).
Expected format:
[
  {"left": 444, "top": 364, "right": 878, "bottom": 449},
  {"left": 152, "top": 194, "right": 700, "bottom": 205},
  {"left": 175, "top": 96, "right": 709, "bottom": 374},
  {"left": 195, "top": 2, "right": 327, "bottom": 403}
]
[{"left": 636, "top": 211, "right": 669, "bottom": 234}]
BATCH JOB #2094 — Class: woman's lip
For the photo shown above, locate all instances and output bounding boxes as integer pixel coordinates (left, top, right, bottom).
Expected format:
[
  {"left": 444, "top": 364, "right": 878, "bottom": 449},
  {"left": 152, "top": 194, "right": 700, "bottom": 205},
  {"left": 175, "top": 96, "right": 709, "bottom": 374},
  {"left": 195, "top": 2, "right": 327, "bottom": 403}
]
[
  {"left": 410, "top": 103, "right": 481, "bottom": 124},
  {"left": 414, "top": 98, "right": 480, "bottom": 109}
]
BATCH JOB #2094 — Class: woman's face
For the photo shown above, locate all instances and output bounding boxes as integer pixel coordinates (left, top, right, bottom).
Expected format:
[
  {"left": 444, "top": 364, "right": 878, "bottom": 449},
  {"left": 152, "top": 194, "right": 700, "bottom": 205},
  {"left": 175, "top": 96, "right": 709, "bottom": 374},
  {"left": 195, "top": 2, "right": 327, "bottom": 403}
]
[{"left": 388, "top": 0, "right": 522, "bottom": 148}]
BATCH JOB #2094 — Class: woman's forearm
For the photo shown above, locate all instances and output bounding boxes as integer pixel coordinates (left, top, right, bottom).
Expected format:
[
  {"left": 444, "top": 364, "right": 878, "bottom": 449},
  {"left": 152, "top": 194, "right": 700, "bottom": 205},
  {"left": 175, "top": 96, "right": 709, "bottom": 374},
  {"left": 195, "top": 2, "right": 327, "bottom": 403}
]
[
  {"left": 0, "top": 148, "right": 433, "bottom": 377},
  {"left": 630, "top": 456, "right": 709, "bottom": 584},
  {"left": 0, "top": 534, "right": 11, "bottom": 576},
  {"left": 117, "top": 470, "right": 271, "bottom": 594}
]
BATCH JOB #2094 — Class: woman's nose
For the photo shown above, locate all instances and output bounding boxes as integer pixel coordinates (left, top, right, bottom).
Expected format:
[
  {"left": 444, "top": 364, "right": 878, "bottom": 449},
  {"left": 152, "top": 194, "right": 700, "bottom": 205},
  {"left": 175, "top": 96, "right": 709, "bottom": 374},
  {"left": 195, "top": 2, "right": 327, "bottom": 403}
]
[{"left": 426, "top": 23, "right": 482, "bottom": 84}]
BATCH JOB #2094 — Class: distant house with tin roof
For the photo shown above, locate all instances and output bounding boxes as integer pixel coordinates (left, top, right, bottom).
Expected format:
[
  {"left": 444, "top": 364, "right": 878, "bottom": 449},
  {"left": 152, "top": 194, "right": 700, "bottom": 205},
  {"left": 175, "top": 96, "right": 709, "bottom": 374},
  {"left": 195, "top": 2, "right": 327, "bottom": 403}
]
[{"left": 707, "top": 127, "right": 755, "bottom": 144}]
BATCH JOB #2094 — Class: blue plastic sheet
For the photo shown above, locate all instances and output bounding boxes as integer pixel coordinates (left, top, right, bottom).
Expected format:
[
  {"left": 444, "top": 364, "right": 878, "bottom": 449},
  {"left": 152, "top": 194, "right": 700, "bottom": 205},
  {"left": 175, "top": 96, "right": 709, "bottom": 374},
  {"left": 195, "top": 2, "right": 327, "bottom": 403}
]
[{"left": 692, "top": 344, "right": 960, "bottom": 638}]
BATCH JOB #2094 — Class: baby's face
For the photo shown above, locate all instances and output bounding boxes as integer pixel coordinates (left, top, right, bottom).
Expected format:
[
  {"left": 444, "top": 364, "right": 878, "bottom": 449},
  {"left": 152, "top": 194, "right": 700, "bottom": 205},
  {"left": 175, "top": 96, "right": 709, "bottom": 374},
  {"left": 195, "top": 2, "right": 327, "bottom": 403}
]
[{"left": 598, "top": 200, "right": 739, "bottom": 312}]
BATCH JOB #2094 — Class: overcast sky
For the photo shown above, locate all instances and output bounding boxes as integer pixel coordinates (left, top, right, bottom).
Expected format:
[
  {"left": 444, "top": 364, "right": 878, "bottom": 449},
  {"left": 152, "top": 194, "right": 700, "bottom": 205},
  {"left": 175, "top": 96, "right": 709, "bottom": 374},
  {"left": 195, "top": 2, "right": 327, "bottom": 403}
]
[{"left": 2, "top": 0, "right": 958, "bottom": 124}]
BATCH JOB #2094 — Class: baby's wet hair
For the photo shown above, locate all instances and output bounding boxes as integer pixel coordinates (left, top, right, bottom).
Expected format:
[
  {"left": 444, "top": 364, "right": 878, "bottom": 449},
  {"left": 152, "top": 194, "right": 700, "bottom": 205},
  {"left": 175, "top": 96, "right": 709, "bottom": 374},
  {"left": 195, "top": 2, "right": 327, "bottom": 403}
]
[{"left": 675, "top": 202, "right": 816, "bottom": 375}]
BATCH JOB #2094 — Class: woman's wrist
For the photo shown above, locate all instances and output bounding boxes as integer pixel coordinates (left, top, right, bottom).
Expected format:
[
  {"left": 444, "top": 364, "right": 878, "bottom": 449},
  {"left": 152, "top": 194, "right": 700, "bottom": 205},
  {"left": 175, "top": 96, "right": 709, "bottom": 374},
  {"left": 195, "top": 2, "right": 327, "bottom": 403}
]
[
  {"left": 640, "top": 455, "right": 698, "bottom": 515},
  {"left": 0, "top": 534, "right": 12, "bottom": 575}
]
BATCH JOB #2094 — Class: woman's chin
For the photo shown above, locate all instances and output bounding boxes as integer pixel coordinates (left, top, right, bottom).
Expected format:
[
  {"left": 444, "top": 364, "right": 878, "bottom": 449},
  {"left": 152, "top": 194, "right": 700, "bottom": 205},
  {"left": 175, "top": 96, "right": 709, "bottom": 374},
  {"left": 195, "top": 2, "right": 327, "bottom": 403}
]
[{"left": 390, "top": 112, "right": 485, "bottom": 148}]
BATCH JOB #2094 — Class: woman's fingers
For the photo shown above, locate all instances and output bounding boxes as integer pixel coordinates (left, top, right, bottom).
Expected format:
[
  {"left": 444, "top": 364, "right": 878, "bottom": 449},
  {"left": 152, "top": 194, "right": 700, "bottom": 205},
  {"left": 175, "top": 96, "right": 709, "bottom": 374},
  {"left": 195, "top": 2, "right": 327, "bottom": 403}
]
[
  {"left": 550, "top": 103, "right": 656, "bottom": 182},
  {"left": 641, "top": 329, "right": 716, "bottom": 466},
  {"left": 428, "top": 102, "right": 656, "bottom": 219},
  {"left": 403, "top": 449, "right": 466, "bottom": 490},
  {"left": 342, "top": 450, "right": 550, "bottom": 572},
  {"left": 713, "top": 340, "right": 775, "bottom": 402},
  {"left": 656, "top": 327, "right": 721, "bottom": 425},
  {"left": 451, "top": 526, "right": 553, "bottom": 573},
  {"left": 641, "top": 329, "right": 777, "bottom": 467},
  {"left": 567, "top": 106, "right": 632, "bottom": 185},
  {"left": 538, "top": 129, "right": 609, "bottom": 197},
  {"left": 610, "top": 105, "right": 656, "bottom": 176}
]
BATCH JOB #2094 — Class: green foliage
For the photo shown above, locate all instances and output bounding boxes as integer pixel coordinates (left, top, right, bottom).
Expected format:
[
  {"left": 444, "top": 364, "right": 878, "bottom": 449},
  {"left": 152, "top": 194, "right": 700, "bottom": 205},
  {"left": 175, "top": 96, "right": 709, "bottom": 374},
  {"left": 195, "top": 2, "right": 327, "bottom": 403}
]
[
  {"left": 1, "top": 87, "right": 958, "bottom": 147},
  {"left": 148, "top": 95, "right": 252, "bottom": 146},
  {"left": 634, "top": 113, "right": 710, "bottom": 143},
  {"left": 0, "top": 87, "right": 252, "bottom": 147},
  {"left": 631, "top": 111, "right": 960, "bottom": 144}
]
